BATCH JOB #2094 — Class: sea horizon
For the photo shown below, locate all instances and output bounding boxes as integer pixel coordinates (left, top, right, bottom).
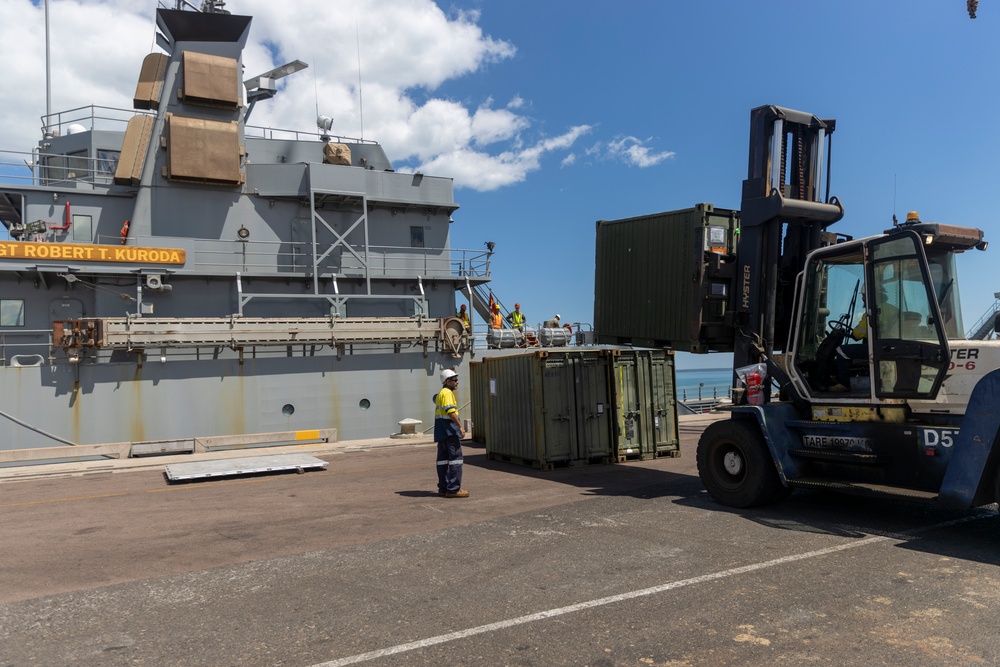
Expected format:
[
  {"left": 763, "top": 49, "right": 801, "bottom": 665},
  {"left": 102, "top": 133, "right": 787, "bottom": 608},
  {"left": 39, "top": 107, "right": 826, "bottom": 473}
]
[{"left": 674, "top": 367, "right": 733, "bottom": 402}]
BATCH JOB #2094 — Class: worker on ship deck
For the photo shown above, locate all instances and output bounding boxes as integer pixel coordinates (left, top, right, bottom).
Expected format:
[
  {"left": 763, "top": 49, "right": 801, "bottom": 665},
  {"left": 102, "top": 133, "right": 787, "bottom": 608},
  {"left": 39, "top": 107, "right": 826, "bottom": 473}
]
[
  {"left": 490, "top": 304, "right": 503, "bottom": 329},
  {"left": 507, "top": 303, "right": 525, "bottom": 332},
  {"left": 542, "top": 314, "right": 561, "bottom": 329},
  {"left": 457, "top": 304, "right": 470, "bottom": 333}
]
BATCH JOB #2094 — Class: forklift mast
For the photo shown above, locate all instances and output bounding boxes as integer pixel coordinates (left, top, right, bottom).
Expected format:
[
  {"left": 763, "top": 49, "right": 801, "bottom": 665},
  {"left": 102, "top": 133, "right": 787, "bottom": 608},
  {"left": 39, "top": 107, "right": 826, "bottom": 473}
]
[{"left": 733, "top": 106, "right": 845, "bottom": 373}]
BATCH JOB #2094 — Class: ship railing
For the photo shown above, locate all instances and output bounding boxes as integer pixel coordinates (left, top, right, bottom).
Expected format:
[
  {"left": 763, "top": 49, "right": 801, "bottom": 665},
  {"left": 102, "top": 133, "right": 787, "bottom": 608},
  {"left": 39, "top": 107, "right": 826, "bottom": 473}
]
[
  {"left": 34, "top": 104, "right": 379, "bottom": 147},
  {"left": 245, "top": 124, "right": 380, "bottom": 145},
  {"left": 678, "top": 383, "right": 734, "bottom": 413},
  {"left": 467, "top": 321, "right": 596, "bottom": 352},
  {"left": 40, "top": 105, "right": 140, "bottom": 138},
  {"left": 192, "top": 240, "right": 492, "bottom": 279},
  {"left": 0, "top": 329, "right": 52, "bottom": 367},
  {"left": 965, "top": 292, "right": 1000, "bottom": 339},
  {"left": 452, "top": 248, "right": 492, "bottom": 278},
  {"left": 0, "top": 151, "right": 35, "bottom": 185},
  {"left": 0, "top": 148, "right": 118, "bottom": 188}
]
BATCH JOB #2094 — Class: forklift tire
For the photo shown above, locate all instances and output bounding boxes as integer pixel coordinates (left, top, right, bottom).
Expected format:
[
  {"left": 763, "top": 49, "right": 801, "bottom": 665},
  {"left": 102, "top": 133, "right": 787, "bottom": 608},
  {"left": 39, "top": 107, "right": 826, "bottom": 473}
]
[{"left": 696, "top": 418, "right": 785, "bottom": 508}]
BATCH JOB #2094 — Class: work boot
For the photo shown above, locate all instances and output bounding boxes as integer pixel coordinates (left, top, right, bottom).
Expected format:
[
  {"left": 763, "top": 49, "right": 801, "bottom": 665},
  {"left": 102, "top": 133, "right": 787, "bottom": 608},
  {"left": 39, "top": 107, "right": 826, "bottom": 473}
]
[{"left": 445, "top": 489, "right": 470, "bottom": 498}]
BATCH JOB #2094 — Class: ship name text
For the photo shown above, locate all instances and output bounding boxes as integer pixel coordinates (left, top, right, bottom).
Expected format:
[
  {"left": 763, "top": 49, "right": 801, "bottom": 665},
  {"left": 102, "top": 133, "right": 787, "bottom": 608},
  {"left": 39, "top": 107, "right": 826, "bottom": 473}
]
[{"left": 0, "top": 242, "right": 186, "bottom": 265}]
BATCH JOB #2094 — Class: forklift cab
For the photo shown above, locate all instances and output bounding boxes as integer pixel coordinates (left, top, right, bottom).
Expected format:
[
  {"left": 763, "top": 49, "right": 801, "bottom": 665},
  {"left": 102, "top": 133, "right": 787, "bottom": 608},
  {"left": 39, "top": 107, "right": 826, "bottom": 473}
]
[{"left": 788, "top": 229, "right": 954, "bottom": 400}]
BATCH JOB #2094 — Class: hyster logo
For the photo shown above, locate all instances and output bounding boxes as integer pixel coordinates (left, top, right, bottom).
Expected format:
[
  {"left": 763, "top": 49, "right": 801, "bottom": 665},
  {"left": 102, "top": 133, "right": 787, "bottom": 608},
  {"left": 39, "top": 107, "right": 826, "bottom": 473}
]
[{"left": 742, "top": 265, "right": 751, "bottom": 309}]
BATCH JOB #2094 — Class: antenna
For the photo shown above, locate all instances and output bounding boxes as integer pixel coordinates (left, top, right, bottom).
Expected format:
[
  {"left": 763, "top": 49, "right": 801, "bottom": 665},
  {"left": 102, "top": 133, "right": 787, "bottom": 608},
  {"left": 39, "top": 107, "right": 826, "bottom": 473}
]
[
  {"left": 892, "top": 173, "right": 897, "bottom": 225},
  {"left": 356, "top": 20, "right": 364, "bottom": 140},
  {"left": 313, "top": 52, "right": 320, "bottom": 123},
  {"left": 44, "top": 0, "right": 51, "bottom": 137}
]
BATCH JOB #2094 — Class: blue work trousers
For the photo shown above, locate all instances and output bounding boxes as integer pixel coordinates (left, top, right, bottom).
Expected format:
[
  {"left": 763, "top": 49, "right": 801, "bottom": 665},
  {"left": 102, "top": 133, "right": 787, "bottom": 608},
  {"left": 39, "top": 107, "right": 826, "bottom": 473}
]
[{"left": 436, "top": 436, "right": 463, "bottom": 494}]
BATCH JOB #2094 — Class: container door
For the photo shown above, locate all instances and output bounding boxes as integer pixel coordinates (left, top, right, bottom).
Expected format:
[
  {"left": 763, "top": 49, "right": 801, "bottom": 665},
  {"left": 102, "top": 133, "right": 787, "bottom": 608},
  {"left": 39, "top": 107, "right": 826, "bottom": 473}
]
[
  {"left": 541, "top": 358, "right": 576, "bottom": 462},
  {"left": 650, "top": 354, "right": 679, "bottom": 452},
  {"left": 573, "top": 356, "right": 613, "bottom": 460},
  {"left": 615, "top": 356, "right": 643, "bottom": 453}
]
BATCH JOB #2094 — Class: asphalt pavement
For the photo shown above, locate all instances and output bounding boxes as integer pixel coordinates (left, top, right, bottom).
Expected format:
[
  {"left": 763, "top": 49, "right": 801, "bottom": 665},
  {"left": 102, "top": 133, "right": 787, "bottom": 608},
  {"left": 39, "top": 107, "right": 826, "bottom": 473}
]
[{"left": 2, "top": 412, "right": 999, "bottom": 667}]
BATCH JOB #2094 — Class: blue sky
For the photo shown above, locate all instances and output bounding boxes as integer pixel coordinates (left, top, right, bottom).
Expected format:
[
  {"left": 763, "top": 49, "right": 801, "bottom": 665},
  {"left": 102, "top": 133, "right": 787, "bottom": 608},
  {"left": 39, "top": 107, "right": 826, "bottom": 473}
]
[
  {"left": 435, "top": 0, "right": 999, "bottom": 368},
  {"left": 2, "top": 0, "right": 996, "bottom": 371}
]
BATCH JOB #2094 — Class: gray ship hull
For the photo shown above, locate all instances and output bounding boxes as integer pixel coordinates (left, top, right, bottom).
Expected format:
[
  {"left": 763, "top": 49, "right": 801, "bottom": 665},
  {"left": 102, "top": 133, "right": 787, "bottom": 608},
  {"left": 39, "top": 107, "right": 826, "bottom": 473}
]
[{"left": 2, "top": 348, "right": 471, "bottom": 448}]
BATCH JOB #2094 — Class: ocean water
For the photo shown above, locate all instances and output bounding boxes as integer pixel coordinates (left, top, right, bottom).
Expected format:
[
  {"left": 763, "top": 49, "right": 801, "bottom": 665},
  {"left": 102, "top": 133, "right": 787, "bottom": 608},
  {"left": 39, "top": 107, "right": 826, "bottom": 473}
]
[{"left": 674, "top": 367, "right": 733, "bottom": 402}]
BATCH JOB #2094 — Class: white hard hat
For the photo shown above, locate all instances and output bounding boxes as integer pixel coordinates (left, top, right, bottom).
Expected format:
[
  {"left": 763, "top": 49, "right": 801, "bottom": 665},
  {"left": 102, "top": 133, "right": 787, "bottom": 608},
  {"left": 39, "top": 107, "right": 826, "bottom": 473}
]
[
  {"left": 440, "top": 369, "right": 458, "bottom": 384},
  {"left": 555, "top": 314, "right": 561, "bottom": 320}
]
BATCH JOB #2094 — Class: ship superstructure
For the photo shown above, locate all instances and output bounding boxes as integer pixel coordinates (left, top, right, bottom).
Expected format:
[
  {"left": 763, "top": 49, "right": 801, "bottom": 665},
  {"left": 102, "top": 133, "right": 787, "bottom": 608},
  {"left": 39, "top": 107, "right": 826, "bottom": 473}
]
[{"left": 0, "top": 5, "right": 491, "bottom": 454}]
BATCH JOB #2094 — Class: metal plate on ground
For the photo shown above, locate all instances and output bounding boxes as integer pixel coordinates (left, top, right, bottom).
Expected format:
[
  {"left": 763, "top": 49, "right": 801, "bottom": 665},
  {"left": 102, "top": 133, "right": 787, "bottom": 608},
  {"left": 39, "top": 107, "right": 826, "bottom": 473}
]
[{"left": 164, "top": 453, "right": 328, "bottom": 482}]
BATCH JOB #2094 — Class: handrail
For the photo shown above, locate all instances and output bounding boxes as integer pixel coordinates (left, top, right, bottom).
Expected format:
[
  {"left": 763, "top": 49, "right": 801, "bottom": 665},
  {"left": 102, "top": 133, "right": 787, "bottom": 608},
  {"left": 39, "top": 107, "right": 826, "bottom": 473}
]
[
  {"left": 157, "top": 239, "right": 493, "bottom": 279},
  {"left": 0, "top": 329, "right": 53, "bottom": 366},
  {"left": 35, "top": 103, "right": 381, "bottom": 148},
  {"left": 0, "top": 149, "right": 119, "bottom": 187},
  {"left": 965, "top": 296, "right": 1000, "bottom": 340}
]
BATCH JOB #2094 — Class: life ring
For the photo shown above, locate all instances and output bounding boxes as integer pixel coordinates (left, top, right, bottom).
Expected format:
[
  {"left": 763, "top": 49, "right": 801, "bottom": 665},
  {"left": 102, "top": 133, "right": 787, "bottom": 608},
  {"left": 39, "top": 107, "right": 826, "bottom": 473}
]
[{"left": 120, "top": 219, "right": 130, "bottom": 245}]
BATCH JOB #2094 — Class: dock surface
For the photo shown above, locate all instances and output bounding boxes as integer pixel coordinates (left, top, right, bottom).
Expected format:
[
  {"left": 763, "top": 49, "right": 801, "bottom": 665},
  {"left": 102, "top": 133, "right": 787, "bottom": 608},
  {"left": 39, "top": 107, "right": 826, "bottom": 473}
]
[{"left": 2, "top": 413, "right": 999, "bottom": 666}]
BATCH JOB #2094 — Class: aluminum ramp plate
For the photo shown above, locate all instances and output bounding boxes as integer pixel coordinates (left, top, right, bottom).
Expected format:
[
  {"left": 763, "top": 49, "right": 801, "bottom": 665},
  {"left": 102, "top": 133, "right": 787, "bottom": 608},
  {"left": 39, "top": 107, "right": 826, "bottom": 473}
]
[{"left": 164, "top": 453, "right": 328, "bottom": 482}]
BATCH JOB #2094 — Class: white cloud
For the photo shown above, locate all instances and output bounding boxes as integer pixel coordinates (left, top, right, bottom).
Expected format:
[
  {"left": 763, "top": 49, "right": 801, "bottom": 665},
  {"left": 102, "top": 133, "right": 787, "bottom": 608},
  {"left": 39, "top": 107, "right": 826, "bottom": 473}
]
[
  {"left": 587, "top": 136, "right": 675, "bottom": 168},
  {"left": 414, "top": 125, "right": 592, "bottom": 192},
  {"left": 561, "top": 153, "right": 577, "bottom": 167},
  {"left": 0, "top": 1, "right": 654, "bottom": 191},
  {"left": 471, "top": 103, "right": 530, "bottom": 147}
]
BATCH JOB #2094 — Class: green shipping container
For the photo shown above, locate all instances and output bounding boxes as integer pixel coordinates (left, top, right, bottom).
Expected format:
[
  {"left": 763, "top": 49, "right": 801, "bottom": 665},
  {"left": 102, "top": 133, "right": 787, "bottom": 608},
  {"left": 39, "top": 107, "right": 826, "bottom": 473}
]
[
  {"left": 468, "top": 359, "right": 488, "bottom": 444},
  {"left": 472, "top": 348, "right": 679, "bottom": 469},
  {"left": 594, "top": 203, "right": 739, "bottom": 353},
  {"left": 480, "top": 349, "right": 617, "bottom": 469},
  {"left": 612, "top": 349, "right": 679, "bottom": 460}
]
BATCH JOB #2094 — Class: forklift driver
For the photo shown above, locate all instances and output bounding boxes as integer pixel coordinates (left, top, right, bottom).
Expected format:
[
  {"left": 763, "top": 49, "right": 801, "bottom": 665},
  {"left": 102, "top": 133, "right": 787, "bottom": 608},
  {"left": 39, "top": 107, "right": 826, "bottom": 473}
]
[
  {"left": 830, "top": 286, "right": 898, "bottom": 392},
  {"left": 830, "top": 301, "right": 867, "bottom": 392}
]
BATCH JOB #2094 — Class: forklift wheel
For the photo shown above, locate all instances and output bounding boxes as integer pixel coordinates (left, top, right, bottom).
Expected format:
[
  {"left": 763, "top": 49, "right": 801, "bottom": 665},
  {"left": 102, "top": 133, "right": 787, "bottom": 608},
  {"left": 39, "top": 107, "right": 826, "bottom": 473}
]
[{"left": 696, "top": 418, "right": 786, "bottom": 508}]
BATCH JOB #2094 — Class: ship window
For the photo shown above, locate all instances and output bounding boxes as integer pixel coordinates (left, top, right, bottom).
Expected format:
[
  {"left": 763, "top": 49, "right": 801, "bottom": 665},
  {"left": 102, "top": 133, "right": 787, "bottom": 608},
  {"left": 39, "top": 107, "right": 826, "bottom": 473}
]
[
  {"left": 0, "top": 300, "right": 25, "bottom": 327},
  {"left": 43, "top": 155, "right": 66, "bottom": 183},
  {"left": 97, "top": 150, "right": 120, "bottom": 176},
  {"left": 72, "top": 214, "right": 93, "bottom": 242},
  {"left": 65, "top": 151, "right": 89, "bottom": 180},
  {"left": 410, "top": 226, "right": 425, "bottom": 248}
]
